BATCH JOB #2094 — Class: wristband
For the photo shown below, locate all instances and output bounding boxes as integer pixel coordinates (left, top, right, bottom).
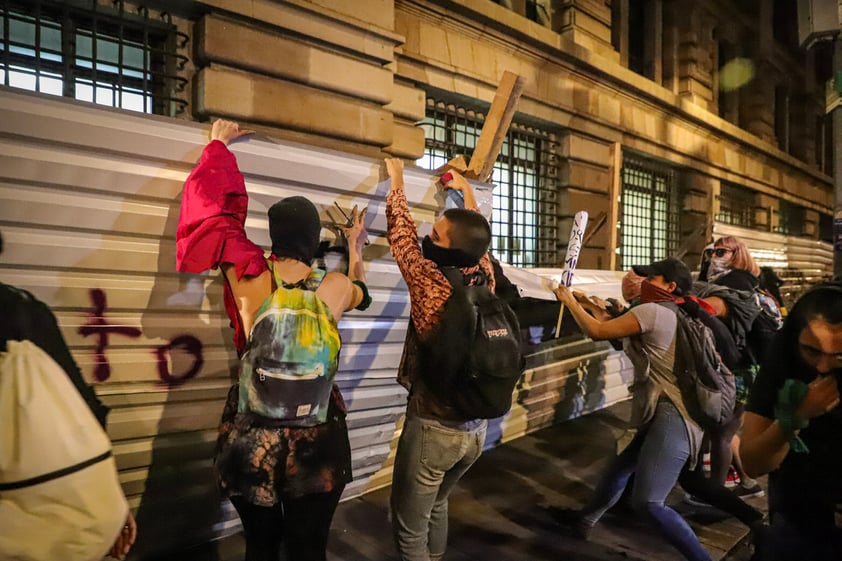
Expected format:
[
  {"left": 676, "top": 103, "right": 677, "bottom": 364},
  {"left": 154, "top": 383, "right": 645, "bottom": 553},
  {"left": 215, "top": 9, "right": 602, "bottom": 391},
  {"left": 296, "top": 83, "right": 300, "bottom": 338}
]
[
  {"left": 774, "top": 378, "right": 811, "bottom": 453},
  {"left": 352, "top": 280, "right": 372, "bottom": 311}
]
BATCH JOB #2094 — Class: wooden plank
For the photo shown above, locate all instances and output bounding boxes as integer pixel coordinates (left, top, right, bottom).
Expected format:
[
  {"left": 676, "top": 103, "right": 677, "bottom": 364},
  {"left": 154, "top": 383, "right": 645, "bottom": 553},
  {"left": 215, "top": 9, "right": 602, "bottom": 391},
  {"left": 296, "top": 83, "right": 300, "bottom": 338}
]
[
  {"left": 607, "top": 142, "right": 622, "bottom": 270},
  {"left": 582, "top": 211, "right": 607, "bottom": 246},
  {"left": 433, "top": 155, "right": 468, "bottom": 176},
  {"left": 466, "top": 71, "right": 526, "bottom": 182}
]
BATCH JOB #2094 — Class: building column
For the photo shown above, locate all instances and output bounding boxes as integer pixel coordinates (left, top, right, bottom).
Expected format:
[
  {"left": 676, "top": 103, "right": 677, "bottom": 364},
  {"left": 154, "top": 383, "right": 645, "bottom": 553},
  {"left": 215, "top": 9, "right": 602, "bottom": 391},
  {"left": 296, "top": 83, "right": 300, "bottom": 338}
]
[
  {"left": 670, "top": 1, "right": 715, "bottom": 111},
  {"left": 644, "top": 0, "right": 663, "bottom": 84},
  {"left": 740, "top": 69, "right": 777, "bottom": 145}
]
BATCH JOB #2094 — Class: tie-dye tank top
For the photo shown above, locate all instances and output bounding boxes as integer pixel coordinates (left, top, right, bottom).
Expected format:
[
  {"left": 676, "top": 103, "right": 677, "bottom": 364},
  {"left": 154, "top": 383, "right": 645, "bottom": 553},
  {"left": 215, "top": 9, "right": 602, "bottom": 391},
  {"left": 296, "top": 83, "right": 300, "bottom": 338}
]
[{"left": 238, "top": 263, "right": 341, "bottom": 426}]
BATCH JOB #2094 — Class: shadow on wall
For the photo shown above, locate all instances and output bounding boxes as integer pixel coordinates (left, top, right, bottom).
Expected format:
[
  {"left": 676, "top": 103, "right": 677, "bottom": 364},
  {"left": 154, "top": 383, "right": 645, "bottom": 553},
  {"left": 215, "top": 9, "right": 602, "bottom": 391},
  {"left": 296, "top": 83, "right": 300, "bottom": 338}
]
[
  {"left": 131, "top": 163, "right": 404, "bottom": 558},
  {"left": 130, "top": 161, "right": 230, "bottom": 561},
  {"left": 487, "top": 302, "right": 594, "bottom": 448}
]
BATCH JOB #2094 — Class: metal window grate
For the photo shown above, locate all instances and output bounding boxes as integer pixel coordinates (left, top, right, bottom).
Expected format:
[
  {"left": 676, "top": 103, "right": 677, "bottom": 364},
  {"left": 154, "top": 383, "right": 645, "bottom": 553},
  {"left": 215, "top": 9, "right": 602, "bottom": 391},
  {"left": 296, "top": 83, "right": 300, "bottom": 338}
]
[
  {"left": 776, "top": 199, "right": 806, "bottom": 236},
  {"left": 619, "top": 155, "right": 679, "bottom": 268},
  {"left": 1, "top": 0, "right": 188, "bottom": 115},
  {"left": 717, "top": 182, "right": 756, "bottom": 228},
  {"left": 418, "top": 97, "right": 560, "bottom": 267}
]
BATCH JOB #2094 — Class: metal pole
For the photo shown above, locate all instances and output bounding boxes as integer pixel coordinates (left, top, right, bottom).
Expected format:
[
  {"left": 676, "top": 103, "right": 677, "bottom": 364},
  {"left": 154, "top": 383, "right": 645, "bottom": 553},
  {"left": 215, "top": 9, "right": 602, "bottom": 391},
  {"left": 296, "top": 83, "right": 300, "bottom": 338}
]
[{"left": 834, "top": 35, "right": 842, "bottom": 279}]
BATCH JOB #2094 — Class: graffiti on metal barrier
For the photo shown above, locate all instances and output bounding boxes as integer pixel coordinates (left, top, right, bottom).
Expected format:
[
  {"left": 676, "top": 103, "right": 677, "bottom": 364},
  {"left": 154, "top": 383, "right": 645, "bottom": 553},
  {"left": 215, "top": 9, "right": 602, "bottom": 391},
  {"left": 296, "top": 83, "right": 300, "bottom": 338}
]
[{"left": 78, "top": 288, "right": 204, "bottom": 385}]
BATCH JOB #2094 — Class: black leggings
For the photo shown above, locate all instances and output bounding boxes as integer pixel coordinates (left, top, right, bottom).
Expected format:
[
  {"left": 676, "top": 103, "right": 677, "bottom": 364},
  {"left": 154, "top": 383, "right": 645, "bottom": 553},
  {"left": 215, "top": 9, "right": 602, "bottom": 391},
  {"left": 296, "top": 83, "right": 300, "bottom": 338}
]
[
  {"left": 230, "top": 488, "right": 344, "bottom": 561},
  {"left": 706, "top": 404, "right": 744, "bottom": 486}
]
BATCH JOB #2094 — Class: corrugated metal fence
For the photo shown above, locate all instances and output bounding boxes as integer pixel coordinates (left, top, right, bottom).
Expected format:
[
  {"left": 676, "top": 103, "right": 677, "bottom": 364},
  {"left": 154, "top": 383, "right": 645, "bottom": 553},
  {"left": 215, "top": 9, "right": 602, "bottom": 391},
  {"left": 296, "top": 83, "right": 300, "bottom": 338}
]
[
  {"left": 0, "top": 88, "right": 632, "bottom": 559},
  {"left": 712, "top": 223, "right": 833, "bottom": 307}
]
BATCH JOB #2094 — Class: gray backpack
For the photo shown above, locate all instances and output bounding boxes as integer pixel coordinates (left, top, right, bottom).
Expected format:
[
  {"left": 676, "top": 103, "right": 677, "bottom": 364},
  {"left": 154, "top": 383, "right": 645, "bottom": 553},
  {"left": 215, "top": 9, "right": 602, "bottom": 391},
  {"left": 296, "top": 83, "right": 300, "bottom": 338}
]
[{"left": 660, "top": 302, "right": 737, "bottom": 429}]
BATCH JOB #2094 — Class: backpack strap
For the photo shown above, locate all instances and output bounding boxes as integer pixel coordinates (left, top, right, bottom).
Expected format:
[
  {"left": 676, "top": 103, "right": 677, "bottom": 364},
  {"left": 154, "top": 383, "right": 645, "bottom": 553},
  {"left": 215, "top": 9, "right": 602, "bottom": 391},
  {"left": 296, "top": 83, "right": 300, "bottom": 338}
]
[
  {"left": 439, "top": 266, "right": 486, "bottom": 289},
  {"left": 268, "top": 260, "right": 326, "bottom": 292},
  {"left": 655, "top": 299, "right": 681, "bottom": 317}
]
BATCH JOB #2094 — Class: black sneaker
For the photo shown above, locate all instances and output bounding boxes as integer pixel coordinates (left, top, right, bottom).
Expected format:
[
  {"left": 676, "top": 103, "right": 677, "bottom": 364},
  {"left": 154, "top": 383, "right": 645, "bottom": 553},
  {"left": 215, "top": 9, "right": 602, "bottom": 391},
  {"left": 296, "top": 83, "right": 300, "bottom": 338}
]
[{"left": 733, "top": 483, "right": 765, "bottom": 499}]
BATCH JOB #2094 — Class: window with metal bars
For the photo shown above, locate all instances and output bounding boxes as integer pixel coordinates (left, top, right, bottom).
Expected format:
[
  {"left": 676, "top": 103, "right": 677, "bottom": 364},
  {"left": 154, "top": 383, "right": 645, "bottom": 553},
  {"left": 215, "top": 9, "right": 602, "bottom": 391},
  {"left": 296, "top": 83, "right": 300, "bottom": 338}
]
[
  {"left": 490, "top": 0, "right": 551, "bottom": 25},
  {"left": 619, "top": 155, "right": 679, "bottom": 268},
  {"left": 776, "top": 199, "right": 806, "bottom": 236},
  {"left": 717, "top": 182, "right": 756, "bottom": 228},
  {"left": 1, "top": 0, "right": 188, "bottom": 115},
  {"left": 417, "top": 97, "right": 560, "bottom": 267}
]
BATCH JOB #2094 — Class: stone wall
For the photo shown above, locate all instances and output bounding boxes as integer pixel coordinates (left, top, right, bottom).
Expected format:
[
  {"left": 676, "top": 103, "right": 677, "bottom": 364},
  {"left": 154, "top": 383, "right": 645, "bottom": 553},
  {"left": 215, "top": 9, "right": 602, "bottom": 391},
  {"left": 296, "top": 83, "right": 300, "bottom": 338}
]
[{"left": 183, "top": 0, "right": 833, "bottom": 268}]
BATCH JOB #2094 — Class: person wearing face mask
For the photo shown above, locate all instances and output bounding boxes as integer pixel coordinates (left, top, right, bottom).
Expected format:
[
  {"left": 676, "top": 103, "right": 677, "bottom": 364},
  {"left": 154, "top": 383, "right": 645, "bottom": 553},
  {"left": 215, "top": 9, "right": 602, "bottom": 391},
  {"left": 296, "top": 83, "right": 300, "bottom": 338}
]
[
  {"left": 703, "top": 236, "right": 760, "bottom": 289},
  {"left": 576, "top": 267, "right": 763, "bottom": 530},
  {"left": 740, "top": 283, "right": 842, "bottom": 561},
  {"left": 176, "top": 120, "right": 371, "bottom": 561},
  {"left": 554, "top": 258, "right": 714, "bottom": 561},
  {"left": 694, "top": 237, "right": 771, "bottom": 500},
  {"left": 384, "top": 158, "right": 496, "bottom": 561}
]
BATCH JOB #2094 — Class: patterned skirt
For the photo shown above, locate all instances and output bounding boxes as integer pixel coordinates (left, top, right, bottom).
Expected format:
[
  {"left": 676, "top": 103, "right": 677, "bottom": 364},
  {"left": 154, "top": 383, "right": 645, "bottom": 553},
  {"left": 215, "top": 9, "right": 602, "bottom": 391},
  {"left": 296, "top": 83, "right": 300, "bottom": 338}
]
[{"left": 215, "top": 384, "right": 352, "bottom": 506}]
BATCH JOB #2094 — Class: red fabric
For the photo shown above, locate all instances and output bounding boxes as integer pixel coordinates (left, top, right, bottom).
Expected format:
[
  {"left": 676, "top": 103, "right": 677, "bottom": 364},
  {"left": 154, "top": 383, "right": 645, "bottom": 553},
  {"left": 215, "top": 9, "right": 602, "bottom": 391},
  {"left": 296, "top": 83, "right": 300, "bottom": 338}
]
[
  {"left": 176, "top": 140, "right": 268, "bottom": 353},
  {"left": 678, "top": 295, "right": 717, "bottom": 316}
]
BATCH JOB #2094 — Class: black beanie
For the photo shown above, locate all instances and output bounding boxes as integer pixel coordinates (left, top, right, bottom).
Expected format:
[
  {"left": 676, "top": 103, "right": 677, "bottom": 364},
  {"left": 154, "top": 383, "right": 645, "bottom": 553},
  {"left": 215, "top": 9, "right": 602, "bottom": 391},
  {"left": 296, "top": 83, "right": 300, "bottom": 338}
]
[{"left": 268, "top": 196, "right": 321, "bottom": 264}]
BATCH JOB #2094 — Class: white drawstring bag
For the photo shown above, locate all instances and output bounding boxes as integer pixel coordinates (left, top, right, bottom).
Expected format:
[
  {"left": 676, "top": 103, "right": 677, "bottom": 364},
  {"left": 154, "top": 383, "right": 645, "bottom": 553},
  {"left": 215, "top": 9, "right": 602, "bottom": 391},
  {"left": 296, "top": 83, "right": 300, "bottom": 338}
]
[{"left": 0, "top": 340, "right": 128, "bottom": 561}]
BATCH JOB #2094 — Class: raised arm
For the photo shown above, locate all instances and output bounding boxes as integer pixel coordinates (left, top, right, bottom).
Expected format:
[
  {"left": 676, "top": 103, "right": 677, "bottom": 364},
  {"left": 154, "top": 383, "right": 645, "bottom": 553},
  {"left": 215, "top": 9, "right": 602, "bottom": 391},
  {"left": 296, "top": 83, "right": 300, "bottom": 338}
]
[
  {"left": 176, "top": 119, "right": 263, "bottom": 278},
  {"left": 555, "top": 284, "right": 642, "bottom": 340},
  {"left": 443, "top": 170, "right": 479, "bottom": 211},
  {"left": 740, "top": 374, "right": 839, "bottom": 477},
  {"left": 177, "top": 120, "right": 266, "bottom": 352},
  {"left": 337, "top": 205, "right": 371, "bottom": 311},
  {"left": 385, "top": 157, "right": 453, "bottom": 335},
  {"left": 210, "top": 119, "right": 254, "bottom": 146},
  {"left": 385, "top": 157, "right": 427, "bottom": 278}
]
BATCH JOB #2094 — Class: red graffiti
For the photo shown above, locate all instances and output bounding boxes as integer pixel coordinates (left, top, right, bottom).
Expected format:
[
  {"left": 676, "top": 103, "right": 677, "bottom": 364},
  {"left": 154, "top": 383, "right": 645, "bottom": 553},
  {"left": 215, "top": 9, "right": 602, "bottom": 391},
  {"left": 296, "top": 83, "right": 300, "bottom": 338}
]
[
  {"left": 78, "top": 289, "right": 204, "bottom": 384},
  {"left": 78, "top": 289, "right": 142, "bottom": 381},
  {"left": 155, "top": 334, "right": 204, "bottom": 386}
]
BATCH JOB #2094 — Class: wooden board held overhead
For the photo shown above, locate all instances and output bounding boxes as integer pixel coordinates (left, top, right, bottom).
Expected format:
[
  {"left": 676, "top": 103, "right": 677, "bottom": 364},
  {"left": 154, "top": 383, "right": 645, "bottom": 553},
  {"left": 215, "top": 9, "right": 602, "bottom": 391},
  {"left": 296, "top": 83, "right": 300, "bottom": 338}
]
[{"left": 467, "top": 71, "right": 525, "bottom": 182}]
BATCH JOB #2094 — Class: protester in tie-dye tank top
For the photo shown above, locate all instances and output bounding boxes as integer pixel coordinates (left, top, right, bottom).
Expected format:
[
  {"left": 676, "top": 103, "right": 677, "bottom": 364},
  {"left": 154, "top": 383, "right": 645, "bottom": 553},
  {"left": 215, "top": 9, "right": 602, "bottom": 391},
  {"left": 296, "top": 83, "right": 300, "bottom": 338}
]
[{"left": 176, "top": 120, "right": 372, "bottom": 561}]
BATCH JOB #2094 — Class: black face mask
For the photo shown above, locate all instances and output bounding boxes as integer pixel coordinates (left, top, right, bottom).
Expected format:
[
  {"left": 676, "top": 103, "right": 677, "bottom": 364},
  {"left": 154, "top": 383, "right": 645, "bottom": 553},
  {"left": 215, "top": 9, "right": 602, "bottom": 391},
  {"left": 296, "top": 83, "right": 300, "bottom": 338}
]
[
  {"left": 421, "top": 235, "right": 479, "bottom": 268},
  {"left": 268, "top": 197, "right": 321, "bottom": 264}
]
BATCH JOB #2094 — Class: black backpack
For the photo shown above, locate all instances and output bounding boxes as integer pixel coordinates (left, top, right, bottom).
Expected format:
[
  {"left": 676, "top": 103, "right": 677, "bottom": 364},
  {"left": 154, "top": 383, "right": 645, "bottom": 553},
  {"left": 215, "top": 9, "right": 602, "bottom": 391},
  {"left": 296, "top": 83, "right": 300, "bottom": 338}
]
[
  {"left": 659, "top": 302, "right": 737, "bottom": 430},
  {"left": 745, "top": 288, "right": 782, "bottom": 366},
  {"left": 419, "top": 267, "right": 525, "bottom": 419}
]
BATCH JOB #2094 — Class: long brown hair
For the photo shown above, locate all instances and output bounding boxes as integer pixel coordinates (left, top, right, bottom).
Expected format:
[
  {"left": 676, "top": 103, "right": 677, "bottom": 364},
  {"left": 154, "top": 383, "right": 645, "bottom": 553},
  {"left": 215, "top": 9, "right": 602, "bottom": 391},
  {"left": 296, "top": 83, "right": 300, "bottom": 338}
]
[{"left": 714, "top": 236, "right": 759, "bottom": 276}]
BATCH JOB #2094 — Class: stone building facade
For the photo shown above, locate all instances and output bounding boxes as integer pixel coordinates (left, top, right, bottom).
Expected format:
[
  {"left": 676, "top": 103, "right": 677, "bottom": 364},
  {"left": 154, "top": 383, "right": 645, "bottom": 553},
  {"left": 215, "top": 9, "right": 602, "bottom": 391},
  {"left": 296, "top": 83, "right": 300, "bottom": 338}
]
[
  {"left": 0, "top": 2, "right": 835, "bottom": 557},
  {"left": 5, "top": 0, "right": 832, "bottom": 273},
  {"left": 186, "top": 0, "right": 834, "bottom": 273}
]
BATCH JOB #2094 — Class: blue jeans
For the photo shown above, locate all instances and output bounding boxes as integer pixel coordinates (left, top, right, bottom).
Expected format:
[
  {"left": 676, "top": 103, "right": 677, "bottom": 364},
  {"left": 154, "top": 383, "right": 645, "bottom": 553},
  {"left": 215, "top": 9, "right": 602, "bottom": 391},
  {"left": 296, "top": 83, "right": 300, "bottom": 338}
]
[
  {"left": 581, "top": 400, "right": 712, "bottom": 561},
  {"left": 390, "top": 415, "right": 487, "bottom": 561}
]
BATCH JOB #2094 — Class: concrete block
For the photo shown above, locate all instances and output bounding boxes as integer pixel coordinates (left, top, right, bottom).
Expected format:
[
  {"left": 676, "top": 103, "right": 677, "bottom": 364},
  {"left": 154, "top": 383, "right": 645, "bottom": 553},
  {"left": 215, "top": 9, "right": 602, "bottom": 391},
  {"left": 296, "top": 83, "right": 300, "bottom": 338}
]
[
  {"left": 559, "top": 160, "right": 612, "bottom": 194},
  {"left": 198, "top": 15, "right": 393, "bottom": 105},
  {"left": 558, "top": 133, "right": 612, "bottom": 167},
  {"left": 683, "top": 190, "right": 709, "bottom": 213},
  {"left": 304, "top": 0, "right": 394, "bottom": 30},
  {"left": 559, "top": 188, "right": 611, "bottom": 216},
  {"left": 201, "top": 0, "right": 398, "bottom": 64},
  {"left": 385, "top": 118, "right": 426, "bottom": 160},
  {"left": 195, "top": 66, "right": 393, "bottom": 147},
  {"left": 384, "top": 80, "right": 427, "bottom": 122}
]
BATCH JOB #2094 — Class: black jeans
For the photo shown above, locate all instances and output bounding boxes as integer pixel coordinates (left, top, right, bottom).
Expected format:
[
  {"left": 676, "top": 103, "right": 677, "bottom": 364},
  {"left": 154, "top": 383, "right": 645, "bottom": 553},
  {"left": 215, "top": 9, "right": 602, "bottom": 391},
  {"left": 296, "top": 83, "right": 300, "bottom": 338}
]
[
  {"left": 230, "top": 487, "right": 344, "bottom": 561},
  {"left": 677, "top": 468, "right": 762, "bottom": 526}
]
